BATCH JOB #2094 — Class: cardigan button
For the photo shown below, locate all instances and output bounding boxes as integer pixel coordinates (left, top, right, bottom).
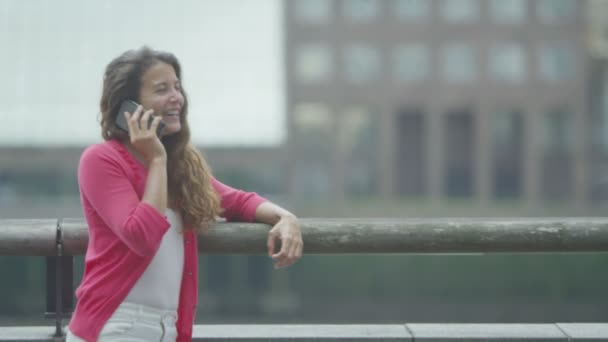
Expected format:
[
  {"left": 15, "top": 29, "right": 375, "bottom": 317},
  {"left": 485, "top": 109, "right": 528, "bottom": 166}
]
[
  {"left": 185, "top": 239, "right": 190, "bottom": 244},
  {"left": 187, "top": 271, "right": 193, "bottom": 276}
]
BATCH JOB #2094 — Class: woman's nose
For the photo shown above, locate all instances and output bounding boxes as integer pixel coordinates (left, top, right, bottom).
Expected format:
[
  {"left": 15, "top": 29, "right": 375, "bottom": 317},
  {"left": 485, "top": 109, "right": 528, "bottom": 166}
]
[{"left": 169, "top": 90, "right": 183, "bottom": 103}]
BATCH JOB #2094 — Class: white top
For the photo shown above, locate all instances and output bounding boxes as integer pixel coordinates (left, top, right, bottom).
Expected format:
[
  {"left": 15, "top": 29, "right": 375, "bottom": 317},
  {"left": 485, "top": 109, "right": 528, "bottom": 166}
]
[{"left": 125, "top": 208, "right": 185, "bottom": 310}]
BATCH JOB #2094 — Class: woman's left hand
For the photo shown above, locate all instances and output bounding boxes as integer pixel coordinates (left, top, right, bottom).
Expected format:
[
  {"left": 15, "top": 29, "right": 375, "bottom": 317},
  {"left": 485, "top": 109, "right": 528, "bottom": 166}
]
[{"left": 267, "top": 215, "right": 303, "bottom": 269}]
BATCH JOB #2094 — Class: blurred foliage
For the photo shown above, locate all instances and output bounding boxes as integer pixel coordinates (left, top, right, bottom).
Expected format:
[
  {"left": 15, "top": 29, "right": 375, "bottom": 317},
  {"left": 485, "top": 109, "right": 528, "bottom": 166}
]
[
  {"left": 213, "top": 168, "right": 283, "bottom": 196},
  {"left": 0, "top": 170, "right": 78, "bottom": 197},
  {"left": 2, "top": 252, "right": 607, "bottom": 323}
]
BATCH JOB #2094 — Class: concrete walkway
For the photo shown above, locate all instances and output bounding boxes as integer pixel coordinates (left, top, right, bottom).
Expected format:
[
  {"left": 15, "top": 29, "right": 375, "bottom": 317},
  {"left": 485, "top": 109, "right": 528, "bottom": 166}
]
[{"left": 2, "top": 323, "right": 608, "bottom": 341}]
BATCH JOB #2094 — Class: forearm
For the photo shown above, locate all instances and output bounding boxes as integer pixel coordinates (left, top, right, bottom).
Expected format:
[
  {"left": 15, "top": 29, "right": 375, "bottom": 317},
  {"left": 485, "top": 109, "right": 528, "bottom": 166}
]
[
  {"left": 254, "top": 201, "right": 297, "bottom": 225},
  {"left": 142, "top": 157, "right": 167, "bottom": 213}
]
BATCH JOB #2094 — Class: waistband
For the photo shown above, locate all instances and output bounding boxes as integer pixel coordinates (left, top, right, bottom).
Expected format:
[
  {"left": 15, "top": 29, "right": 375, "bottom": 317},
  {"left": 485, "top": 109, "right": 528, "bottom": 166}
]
[{"left": 116, "top": 302, "right": 178, "bottom": 322}]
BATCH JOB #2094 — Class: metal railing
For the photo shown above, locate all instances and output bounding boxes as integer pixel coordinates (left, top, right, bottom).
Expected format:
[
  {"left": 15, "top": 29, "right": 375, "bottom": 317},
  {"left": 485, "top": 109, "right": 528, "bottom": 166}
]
[
  {"left": 1, "top": 217, "right": 608, "bottom": 341},
  {"left": 4, "top": 217, "right": 608, "bottom": 255}
]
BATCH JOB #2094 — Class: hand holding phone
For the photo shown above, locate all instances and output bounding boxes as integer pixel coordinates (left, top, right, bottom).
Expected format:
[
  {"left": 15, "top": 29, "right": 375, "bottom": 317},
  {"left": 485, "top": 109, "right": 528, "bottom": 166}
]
[
  {"left": 116, "top": 100, "right": 167, "bottom": 163},
  {"left": 115, "top": 100, "right": 165, "bottom": 137}
]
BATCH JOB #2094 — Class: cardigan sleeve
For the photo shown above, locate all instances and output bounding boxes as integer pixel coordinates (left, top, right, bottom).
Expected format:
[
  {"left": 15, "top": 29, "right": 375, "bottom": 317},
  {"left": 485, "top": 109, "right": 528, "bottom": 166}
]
[
  {"left": 78, "top": 145, "right": 170, "bottom": 256},
  {"left": 211, "top": 177, "right": 267, "bottom": 222}
]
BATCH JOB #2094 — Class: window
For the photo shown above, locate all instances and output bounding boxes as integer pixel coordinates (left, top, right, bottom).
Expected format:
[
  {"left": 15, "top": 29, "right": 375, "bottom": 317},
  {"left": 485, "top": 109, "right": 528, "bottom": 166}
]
[
  {"left": 489, "top": 43, "right": 526, "bottom": 83},
  {"left": 490, "top": 0, "right": 525, "bottom": 24},
  {"left": 293, "top": 163, "right": 331, "bottom": 197},
  {"left": 441, "top": 0, "right": 479, "bottom": 23},
  {"left": 339, "top": 106, "right": 376, "bottom": 157},
  {"left": 292, "top": 102, "right": 333, "bottom": 198},
  {"left": 393, "top": 44, "right": 429, "bottom": 82},
  {"left": 293, "top": 102, "right": 333, "bottom": 136},
  {"left": 491, "top": 110, "right": 524, "bottom": 198},
  {"left": 601, "top": 83, "right": 608, "bottom": 150},
  {"left": 343, "top": 44, "right": 381, "bottom": 83},
  {"left": 442, "top": 43, "right": 476, "bottom": 82},
  {"left": 541, "top": 108, "right": 574, "bottom": 153},
  {"left": 537, "top": 0, "right": 576, "bottom": 24},
  {"left": 444, "top": 109, "right": 475, "bottom": 197},
  {"left": 293, "top": 0, "right": 331, "bottom": 25},
  {"left": 538, "top": 42, "right": 576, "bottom": 82},
  {"left": 295, "top": 43, "right": 333, "bottom": 83},
  {"left": 393, "top": 0, "right": 429, "bottom": 21},
  {"left": 342, "top": 0, "right": 379, "bottom": 23},
  {"left": 339, "top": 106, "right": 378, "bottom": 195},
  {"left": 540, "top": 108, "right": 574, "bottom": 199},
  {"left": 396, "top": 109, "right": 426, "bottom": 196}
]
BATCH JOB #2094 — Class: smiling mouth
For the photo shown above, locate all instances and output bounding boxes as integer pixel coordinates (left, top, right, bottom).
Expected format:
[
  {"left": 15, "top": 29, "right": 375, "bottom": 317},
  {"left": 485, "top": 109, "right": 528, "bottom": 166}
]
[{"left": 164, "top": 113, "right": 180, "bottom": 119}]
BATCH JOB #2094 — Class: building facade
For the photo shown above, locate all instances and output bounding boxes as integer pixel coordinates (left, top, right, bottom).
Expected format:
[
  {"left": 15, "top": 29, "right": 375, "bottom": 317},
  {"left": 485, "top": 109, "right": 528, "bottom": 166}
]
[
  {"left": 1, "top": 0, "right": 600, "bottom": 213},
  {"left": 587, "top": 0, "right": 608, "bottom": 202},
  {"left": 285, "top": 0, "right": 591, "bottom": 207}
]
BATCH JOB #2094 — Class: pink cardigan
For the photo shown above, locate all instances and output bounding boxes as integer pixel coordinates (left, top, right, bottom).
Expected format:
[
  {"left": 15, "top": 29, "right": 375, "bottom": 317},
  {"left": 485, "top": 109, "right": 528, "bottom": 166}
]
[{"left": 69, "top": 139, "right": 266, "bottom": 341}]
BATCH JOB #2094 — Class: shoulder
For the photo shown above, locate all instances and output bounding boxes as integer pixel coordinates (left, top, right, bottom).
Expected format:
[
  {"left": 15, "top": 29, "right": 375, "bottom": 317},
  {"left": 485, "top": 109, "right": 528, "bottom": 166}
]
[
  {"left": 79, "top": 140, "right": 122, "bottom": 166},
  {"left": 78, "top": 140, "right": 146, "bottom": 191},
  {"left": 79, "top": 140, "right": 139, "bottom": 175}
]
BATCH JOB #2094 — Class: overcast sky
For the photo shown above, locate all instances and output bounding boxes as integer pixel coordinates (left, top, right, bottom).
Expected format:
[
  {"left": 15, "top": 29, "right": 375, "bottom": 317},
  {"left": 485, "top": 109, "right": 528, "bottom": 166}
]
[{"left": 1, "top": 0, "right": 284, "bottom": 147}]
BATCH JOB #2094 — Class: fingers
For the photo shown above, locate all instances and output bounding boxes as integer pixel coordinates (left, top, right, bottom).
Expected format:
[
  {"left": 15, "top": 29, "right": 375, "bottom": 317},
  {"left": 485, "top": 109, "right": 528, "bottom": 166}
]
[
  {"left": 272, "top": 234, "right": 303, "bottom": 269},
  {"left": 267, "top": 232, "right": 277, "bottom": 257},
  {"left": 127, "top": 106, "right": 158, "bottom": 139},
  {"left": 290, "top": 240, "right": 303, "bottom": 260},
  {"left": 149, "top": 115, "right": 163, "bottom": 135},
  {"left": 272, "top": 250, "right": 288, "bottom": 269},
  {"left": 270, "top": 235, "right": 288, "bottom": 269},
  {"left": 126, "top": 105, "right": 144, "bottom": 135},
  {"left": 139, "top": 108, "right": 154, "bottom": 133}
]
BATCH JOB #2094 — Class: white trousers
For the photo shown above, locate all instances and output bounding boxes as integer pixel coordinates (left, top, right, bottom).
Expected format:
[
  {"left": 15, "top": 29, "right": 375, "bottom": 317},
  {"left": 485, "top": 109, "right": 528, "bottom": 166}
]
[{"left": 66, "top": 302, "right": 178, "bottom": 342}]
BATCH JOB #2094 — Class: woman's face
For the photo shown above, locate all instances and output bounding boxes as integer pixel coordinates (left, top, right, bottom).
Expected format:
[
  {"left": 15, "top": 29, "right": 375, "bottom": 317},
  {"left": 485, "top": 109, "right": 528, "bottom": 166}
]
[{"left": 138, "top": 61, "right": 185, "bottom": 136}]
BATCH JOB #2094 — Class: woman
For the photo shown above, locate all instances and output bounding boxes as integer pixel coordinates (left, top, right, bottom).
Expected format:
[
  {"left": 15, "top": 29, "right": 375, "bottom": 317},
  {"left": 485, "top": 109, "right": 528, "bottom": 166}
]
[{"left": 66, "top": 47, "right": 303, "bottom": 341}]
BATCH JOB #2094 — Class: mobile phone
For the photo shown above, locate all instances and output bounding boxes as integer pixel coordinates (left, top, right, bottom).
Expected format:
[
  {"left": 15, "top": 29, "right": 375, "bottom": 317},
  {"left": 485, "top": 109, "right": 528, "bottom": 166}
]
[{"left": 115, "top": 100, "right": 165, "bottom": 136}]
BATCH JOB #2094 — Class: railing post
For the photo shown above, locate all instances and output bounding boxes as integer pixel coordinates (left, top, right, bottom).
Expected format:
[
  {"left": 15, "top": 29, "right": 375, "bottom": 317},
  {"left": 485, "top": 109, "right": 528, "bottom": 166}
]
[{"left": 45, "top": 218, "right": 73, "bottom": 339}]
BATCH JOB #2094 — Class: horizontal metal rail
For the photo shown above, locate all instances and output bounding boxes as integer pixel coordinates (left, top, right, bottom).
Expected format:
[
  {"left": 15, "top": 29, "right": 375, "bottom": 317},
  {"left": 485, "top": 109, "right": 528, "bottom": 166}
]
[
  {"left": 2, "top": 218, "right": 608, "bottom": 255},
  {"left": 1, "top": 323, "right": 608, "bottom": 341}
]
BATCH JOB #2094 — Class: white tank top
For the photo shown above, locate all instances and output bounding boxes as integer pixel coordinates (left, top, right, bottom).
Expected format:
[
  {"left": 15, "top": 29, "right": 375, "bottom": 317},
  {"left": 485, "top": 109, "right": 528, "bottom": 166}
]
[{"left": 124, "top": 208, "right": 185, "bottom": 310}]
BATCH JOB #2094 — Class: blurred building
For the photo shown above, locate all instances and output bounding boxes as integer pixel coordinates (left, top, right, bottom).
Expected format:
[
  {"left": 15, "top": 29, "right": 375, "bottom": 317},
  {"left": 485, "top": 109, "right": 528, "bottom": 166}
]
[
  {"left": 587, "top": 0, "right": 608, "bottom": 201},
  {"left": 0, "top": 146, "right": 283, "bottom": 218},
  {"left": 2, "top": 0, "right": 604, "bottom": 215},
  {"left": 284, "top": 0, "right": 591, "bottom": 207}
]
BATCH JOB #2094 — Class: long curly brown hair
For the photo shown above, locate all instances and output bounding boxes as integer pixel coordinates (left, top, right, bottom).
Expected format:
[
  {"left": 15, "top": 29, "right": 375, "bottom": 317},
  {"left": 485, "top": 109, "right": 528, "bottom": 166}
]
[{"left": 99, "top": 46, "right": 221, "bottom": 231}]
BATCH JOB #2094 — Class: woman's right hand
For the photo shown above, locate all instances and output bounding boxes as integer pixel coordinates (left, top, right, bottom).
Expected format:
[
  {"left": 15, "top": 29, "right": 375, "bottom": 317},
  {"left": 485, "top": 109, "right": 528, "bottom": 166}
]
[{"left": 124, "top": 105, "right": 166, "bottom": 163}]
